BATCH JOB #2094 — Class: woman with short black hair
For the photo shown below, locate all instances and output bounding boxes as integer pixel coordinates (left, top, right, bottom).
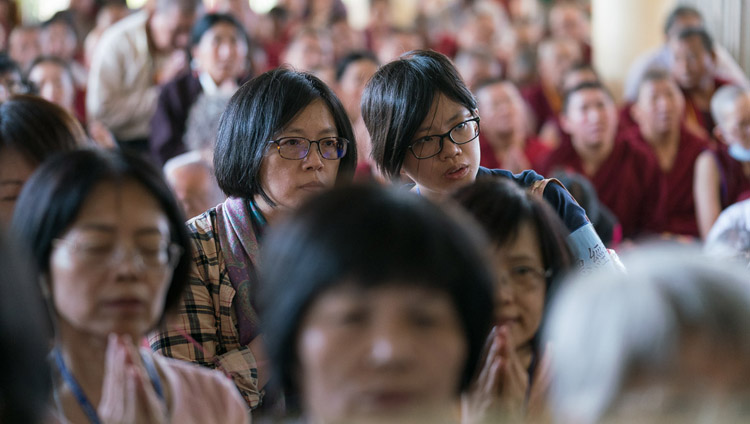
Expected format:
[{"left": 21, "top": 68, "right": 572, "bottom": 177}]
[
  {"left": 150, "top": 67, "right": 357, "bottom": 410},
  {"left": 261, "top": 184, "right": 494, "bottom": 422},
  {"left": 12, "top": 149, "right": 248, "bottom": 423}
]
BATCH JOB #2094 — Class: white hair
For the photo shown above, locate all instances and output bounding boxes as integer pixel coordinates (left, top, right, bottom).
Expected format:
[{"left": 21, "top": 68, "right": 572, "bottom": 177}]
[
  {"left": 710, "top": 85, "right": 750, "bottom": 131},
  {"left": 544, "top": 245, "right": 750, "bottom": 423}
]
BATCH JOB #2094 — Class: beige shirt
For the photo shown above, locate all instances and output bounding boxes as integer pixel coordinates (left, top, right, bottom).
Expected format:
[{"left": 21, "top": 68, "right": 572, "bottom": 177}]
[{"left": 87, "top": 11, "right": 167, "bottom": 141}]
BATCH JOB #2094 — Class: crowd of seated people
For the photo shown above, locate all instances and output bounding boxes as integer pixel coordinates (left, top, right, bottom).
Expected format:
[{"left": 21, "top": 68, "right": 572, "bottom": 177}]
[{"left": 1, "top": 0, "right": 750, "bottom": 422}]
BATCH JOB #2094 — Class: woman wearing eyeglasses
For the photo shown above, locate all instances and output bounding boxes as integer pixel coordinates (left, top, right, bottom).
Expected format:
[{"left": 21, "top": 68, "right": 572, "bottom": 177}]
[
  {"left": 361, "top": 50, "right": 612, "bottom": 273},
  {"left": 453, "top": 178, "right": 574, "bottom": 422},
  {"left": 150, "top": 67, "right": 357, "bottom": 411},
  {"left": 11, "top": 149, "right": 249, "bottom": 423}
]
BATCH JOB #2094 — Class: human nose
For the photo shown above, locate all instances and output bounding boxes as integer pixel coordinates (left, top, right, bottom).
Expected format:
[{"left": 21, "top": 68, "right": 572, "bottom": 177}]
[
  {"left": 367, "top": 320, "right": 414, "bottom": 369},
  {"left": 302, "top": 141, "right": 325, "bottom": 170},
  {"left": 495, "top": 271, "right": 515, "bottom": 303},
  {"left": 438, "top": 134, "right": 462, "bottom": 160}
]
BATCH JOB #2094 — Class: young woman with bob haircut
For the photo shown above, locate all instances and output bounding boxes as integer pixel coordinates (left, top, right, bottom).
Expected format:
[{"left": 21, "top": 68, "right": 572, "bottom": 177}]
[
  {"left": 453, "top": 178, "right": 573, "bottom": 420},
  {"left": 11, "top": 149, "right": 249, "bottom": 423},
  {"left": 361, "top": 49, "right": 611, "bottom": 272},
  {"left": 150, "top": 67, "right": 357, "bottom": 410},
  {"left": 260, "top": 184, "right": 494, "bottom": 423},
  {"left": 0, "top": 94, "right": 89, "bottom": 226}
]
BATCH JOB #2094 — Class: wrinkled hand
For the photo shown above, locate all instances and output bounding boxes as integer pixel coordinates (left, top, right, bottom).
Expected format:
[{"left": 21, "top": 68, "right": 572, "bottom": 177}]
[{"left": 98, "top": 334, "right": 168, "bottom": 424}]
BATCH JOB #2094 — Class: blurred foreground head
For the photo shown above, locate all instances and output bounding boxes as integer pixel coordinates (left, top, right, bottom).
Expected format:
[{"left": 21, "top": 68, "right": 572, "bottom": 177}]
[{"left": 545, "top": 246, "right": 750, "bottom": 423}]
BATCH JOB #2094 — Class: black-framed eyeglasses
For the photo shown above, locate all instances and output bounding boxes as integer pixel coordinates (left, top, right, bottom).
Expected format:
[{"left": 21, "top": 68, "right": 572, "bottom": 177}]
[
  {"left": 268, "top": 137, "right": 349, "bottom": 160},
  {"left": 409, "top": 117, "right": 480, "bottom": 159}
]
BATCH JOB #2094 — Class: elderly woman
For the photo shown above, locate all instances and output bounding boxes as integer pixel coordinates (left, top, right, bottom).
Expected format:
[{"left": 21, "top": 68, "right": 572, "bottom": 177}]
[
  {"left": 260, "top": 185, "right": 494, "bottom": 422},
  {"left": 12, "top": 149, "right": 248, "bottom": 423},
  {"left": 149, "top": 12, "right": 251, "bottom": 165},
  {"left": 0, "top": 95, "right": 89, "bottom": 227},
  {"left": 453, "top": 178, "right": 573, "bottom": 421},
  {"left": 150, "top": 67, "right": 357, "bottom": 409},
  {"left": 361, "top": 49, "right": 612, "bottom": 273},
  {"left": 545, "top": 246, "right": 750, "bottom": 423}
]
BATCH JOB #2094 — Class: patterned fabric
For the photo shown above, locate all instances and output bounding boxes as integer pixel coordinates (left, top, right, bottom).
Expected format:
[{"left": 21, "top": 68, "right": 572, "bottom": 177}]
[{"left": 149, "top": 198, "right": 262, "bottom": 409}]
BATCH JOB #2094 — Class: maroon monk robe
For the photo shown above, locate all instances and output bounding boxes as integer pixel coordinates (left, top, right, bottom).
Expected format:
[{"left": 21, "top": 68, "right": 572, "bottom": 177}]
[
  {"left": 710, "top": 143, "right": 750, "bottom": 209},
  {"left": 521, "top": 81, "right": 561, "bottom": 133},
  {"left": 681, "top": 77, "right": 729, "bottom": 136},
  {"left": 478, "top": 134, "right": 552, "bottom": 171},
  {"left": 540, "top": 135, "right": 667, "bottom": 239},
  {"left": 631, "top": 125, "right": 709, "bottom": 237}
]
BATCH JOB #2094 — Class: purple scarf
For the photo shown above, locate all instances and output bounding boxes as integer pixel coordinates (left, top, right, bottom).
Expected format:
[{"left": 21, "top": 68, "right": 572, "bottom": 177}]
[{"left": 214, "top": 197, "right": 263, "bottom": 346}]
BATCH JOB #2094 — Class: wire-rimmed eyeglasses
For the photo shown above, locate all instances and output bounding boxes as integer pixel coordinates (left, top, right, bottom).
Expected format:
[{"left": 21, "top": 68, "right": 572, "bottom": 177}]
[{"left": 268, "top": 137, "right": 349, "bottom": 160}]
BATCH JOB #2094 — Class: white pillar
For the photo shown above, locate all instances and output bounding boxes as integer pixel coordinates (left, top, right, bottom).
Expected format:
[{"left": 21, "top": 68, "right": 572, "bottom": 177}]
[{"left": 591, "top": 0, "right": 677, "bottom": 102}]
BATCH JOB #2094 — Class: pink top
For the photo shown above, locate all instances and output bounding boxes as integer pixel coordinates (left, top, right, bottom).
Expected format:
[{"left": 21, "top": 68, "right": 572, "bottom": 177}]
[{"left": 151, "top": 351, "right": 251, "bottom": 423}]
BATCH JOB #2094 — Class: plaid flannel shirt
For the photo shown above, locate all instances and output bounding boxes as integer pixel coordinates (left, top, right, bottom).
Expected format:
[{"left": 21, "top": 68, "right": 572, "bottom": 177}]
[{"left": 149, "top": 208, "right": 261, "bottom": 409}]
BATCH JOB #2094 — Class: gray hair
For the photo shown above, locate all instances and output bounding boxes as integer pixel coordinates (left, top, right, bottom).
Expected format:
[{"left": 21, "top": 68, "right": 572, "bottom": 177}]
[
  {"left": 544, "top": 245, "right": 750, "bottom": 423},
  {"left": 183, "top": 92, "right": 232, "bottom": 153},
  {"left": 710, "top": 85, "right": 750, "bottom": 132}
]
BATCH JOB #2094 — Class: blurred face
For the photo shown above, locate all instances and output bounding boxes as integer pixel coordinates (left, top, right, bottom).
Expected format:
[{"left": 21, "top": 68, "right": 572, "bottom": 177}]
[
  {"left": 670, "top": 36, "right": 714, "bottom": 90},
  {"left": 717, "top": 94, "right": 750, "bottom": 150},
  {"left": 455, "top": 55, "right": 497, "bottom": 91},
  {"left": 0, "top": 147, "right": 35, "bottom": 227},
  {"left": 476, "top": 82, "right": 524, "bottom": 138},
  {"left": 549, "top": 6, "right": 588, "bottom": 41},
  {"left": 39, "top": 22, "right": 77, "bottom": 61},
  {"left": 165, "top": 163, "right": 225, "bottom": 220},
  {"left": 49, "top": 180, "right": 175, "bottom": 340},
  {"left": 257, "top": 99, "right": 341, "bottom": 213},
  {"left": 193, "top": 22, "right": 248, "bottom": 85},
  {"left": 666, "top": 14, "right": 702, "bottom": 40},
  {"left": 492, "top": 221, "right": 546, "bottom": 349},
  {"left": 28, "top": 62, "right": 76, "bottom": 112},
  {"left": 283, "top": 34, "right": 325, "bottom": 72},
  {"left": 151, "top": 6, "right": 196, "bottom": 51},
  {"left": 539, "top": 41, "right": 581, "bottom": 90},
  {"left": 634, "top": 78, "right": 685, "bottom": 137},
  {"left": 562, "top": 88, "right": 618, "bottom": 159},
  {"left": 402, "top": 93, "right": 480, "bottom": 200},
  {"left": 297, "top": 283, "right": 467, "bottom": 422},
  {"left": 337, "top": 58, "right": 379, "bottom": 120},
  {"left": 8, "top": 28, "right": 40, "bottom": 71},
  {"left": 0, "top": 70, "right": 24, "bottom": 102}
]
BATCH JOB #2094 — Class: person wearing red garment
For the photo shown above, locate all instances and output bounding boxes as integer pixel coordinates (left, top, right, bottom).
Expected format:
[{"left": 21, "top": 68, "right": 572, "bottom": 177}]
[
  {"left": 631, "top": 70, "right": 709, "bottom": 237},
  {"left": 669, "top": 27, "right": 728, "bottom": 139},
  {"left": 541, "top": 81, "right": 667, "bottom": 240},
  {"left": 694, "top": 85, "right": 750, "bottom": 238},
  {"left": 521, "top": 37, "right": 581, "bottom": 134},
  {"left": 475, "top": 78, "right": 550, "bottom": 173}
]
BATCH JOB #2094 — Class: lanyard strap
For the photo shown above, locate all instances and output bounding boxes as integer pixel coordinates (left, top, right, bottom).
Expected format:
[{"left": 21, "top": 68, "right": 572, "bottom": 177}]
[{"left": 54, "top": 347, "right": 164, "bottom": 424}]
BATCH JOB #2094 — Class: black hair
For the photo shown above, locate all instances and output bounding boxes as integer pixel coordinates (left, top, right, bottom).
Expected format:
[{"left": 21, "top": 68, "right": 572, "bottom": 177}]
[
  {"left": 190, "top": 13, "right": 249, "bottom": 49},
  {"left": 261, "top": 184, "right": 494, "bottom": 400},
  {"left": 663, "top": 5, "right": 701, "bottom": 36},
  {"left": 677, "top": 26, "right": 714, "bottom": 53},
  {"left": 41, "top": 11, "right": 77, "bottom": 41},
  {"left": 361, "top": 49, "right": 477, "bottom": 180},
  {"left": 26, "top": 55, "right": 75, "bottom": 91},
  {"left": 0, "top": 52, "right": 21, "bottom": 78},
  {"left": 334, "top": 50, "right": 379, "bottom": 82},
  {"left": 451, "top": 178, "right": 573, "bottom": 360},
  {"left": 0, "top": 231, "right": 51, "bottom": 423},
  {"left": 636, "top": 68, "right": 675, "bottom": 95},
  {"left": 562, "top": 80, "right": 614, "bottom": 114},
  {"left": 11, "top": 149, "right": 192, "bottom": 323},
  {"left": 213, "top": 67, "right": 357, "bottom": 203},
  {"left": 0, "top": 95, "right": 89, "bottom": 165}
]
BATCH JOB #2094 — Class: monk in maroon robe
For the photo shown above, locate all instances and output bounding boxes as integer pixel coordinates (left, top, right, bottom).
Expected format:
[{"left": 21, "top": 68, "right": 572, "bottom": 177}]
[
  {"left": 630, "top": 70, "right": 709, "bottom": 237},
  {"left": 669, "top": 27, "right": 728, "bottom": 139},
  {"left": 540, "top": 81, "right": 667, "bottom": 240},
  {"left": 694, "top": 85, "right": 750, "bottom": 237},
  {"left": 475, "top": 79, "right": 551, "bottom": 173}
]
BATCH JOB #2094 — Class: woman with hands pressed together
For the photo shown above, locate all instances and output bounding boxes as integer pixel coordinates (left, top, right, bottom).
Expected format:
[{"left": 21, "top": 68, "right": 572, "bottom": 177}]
[
  {"left": 453, "top": 178, "right": 573, "bottom": 423},
  {"left": 12, "top": 149, "right": 249, "bottom": 423}
]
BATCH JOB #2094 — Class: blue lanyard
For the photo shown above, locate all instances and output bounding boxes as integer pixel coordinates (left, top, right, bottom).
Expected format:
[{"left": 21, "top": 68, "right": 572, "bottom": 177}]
[{"left": 53, "top": 347, "right": 164, "bottom": 424}]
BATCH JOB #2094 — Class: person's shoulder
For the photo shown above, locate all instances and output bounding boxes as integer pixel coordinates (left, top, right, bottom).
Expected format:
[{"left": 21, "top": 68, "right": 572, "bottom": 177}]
[
  {"left": 99, "top": 10, "right": 148, "bottom": 41},
  {"left": 149, "top": 352, "right": 250, "bottom": 422},
  {"left": 186, "top": 207, "right": 220, "bottom": 240}
]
